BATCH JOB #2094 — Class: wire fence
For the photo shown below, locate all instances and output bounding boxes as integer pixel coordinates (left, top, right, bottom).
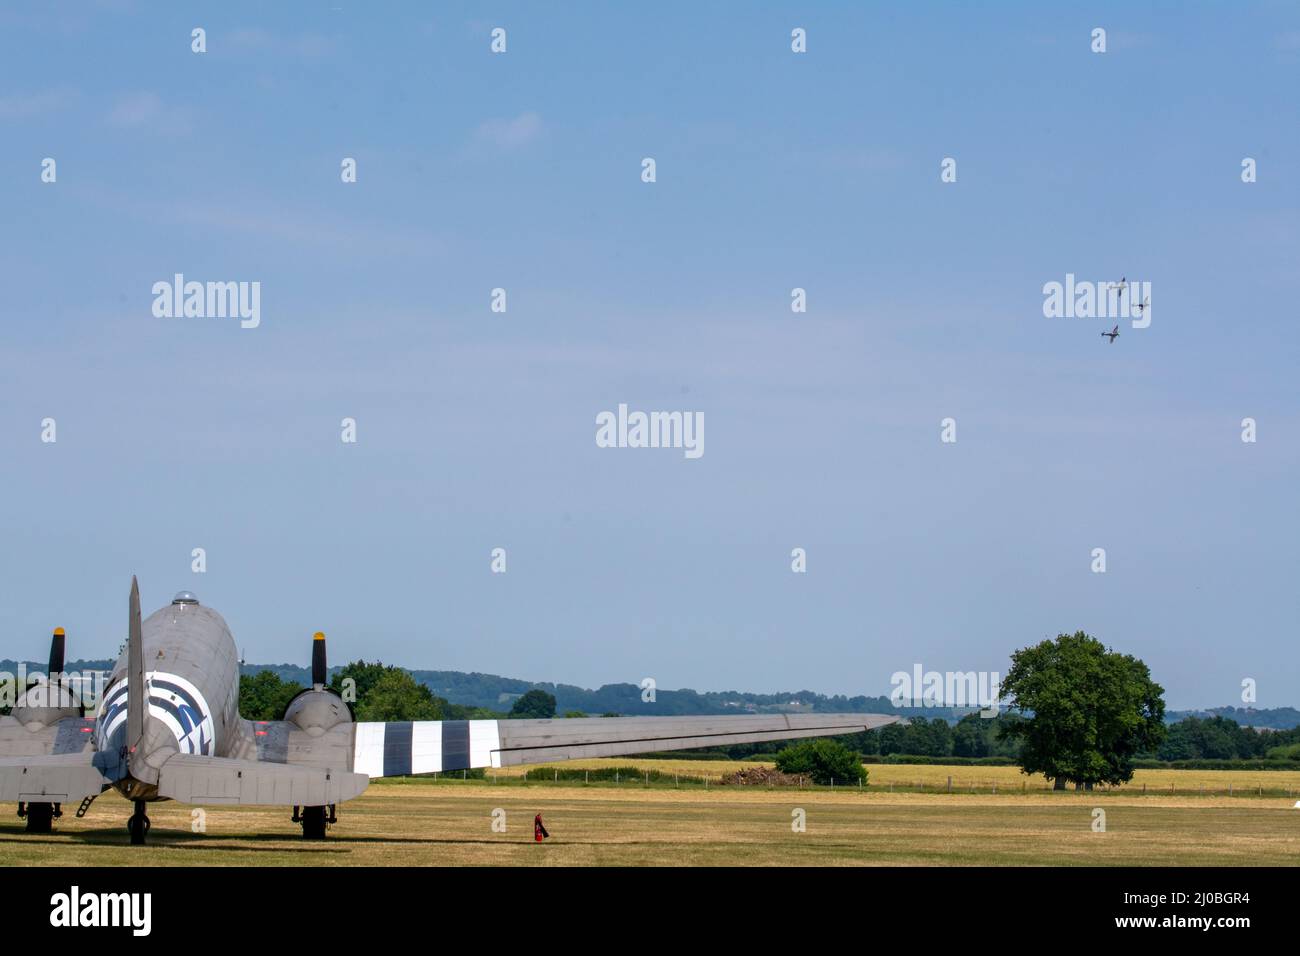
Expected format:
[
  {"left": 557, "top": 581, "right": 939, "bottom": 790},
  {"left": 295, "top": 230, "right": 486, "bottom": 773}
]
[{"left": 410, "top": 768, "right": 1300, "bottom": 799}]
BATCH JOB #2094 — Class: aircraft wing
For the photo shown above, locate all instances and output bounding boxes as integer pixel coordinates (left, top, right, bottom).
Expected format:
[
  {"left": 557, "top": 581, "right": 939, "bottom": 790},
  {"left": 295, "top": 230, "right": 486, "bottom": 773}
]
[
  {"left": 156, "top": 753, "right": 369, "bottom": 806},
  {"left": 0, "top": 714, "right": 96, "bottom": 759},
  {"left": 0, "top": 754, "right": 110, "bottom": 805},
  {"left": 0, "top": 715, "right": 111, "bottom": 804},
  {"left": 347, "top": 713, "right": 901, "bottom": 777}
]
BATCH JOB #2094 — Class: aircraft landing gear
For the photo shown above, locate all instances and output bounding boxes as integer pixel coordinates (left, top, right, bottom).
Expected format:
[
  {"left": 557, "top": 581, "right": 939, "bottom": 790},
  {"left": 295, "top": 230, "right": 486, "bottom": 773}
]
[
  {"left": 293, "top": 804, "right": 335, "bottom": 840},
  {"left": 127, "top": 800, "right": 150, "bottom": 845},
  {"left": 18, "top": 801, "right": 60, "bottom": 833}
]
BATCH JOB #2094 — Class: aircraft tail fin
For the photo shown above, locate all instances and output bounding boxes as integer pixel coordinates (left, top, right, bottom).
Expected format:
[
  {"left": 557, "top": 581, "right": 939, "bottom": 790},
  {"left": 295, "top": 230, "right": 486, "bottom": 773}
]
[{"left": 126, "top": 575, "right": 146, "bottom": 777}]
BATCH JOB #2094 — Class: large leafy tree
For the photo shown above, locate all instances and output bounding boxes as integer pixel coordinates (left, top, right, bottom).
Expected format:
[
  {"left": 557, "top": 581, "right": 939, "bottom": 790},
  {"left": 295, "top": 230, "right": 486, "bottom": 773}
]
[
  {"left": 238, "top": 670, "right": 304, "bottom": 721},
  {"left": 329, "top": 660, "right": 389, "bottom": 709},
  {"left": 999, "top": 631, "right": 1165, "bottom": 788},
  {"left": 354, "top": 669, "right": 443, "bottom": 722},
  {"left": 509, "top": 688, "right": 557, "bottom": 719},
  {"left": 330, "top": 660, "right": 445, "bottom": 721}
]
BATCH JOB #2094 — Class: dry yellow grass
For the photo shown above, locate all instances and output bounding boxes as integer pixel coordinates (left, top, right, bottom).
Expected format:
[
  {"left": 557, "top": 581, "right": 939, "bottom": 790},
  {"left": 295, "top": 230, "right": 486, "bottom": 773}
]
[
  {"left": 489, "top": 757, "right": 1300, "bottom": 795},
  {"left": 1, "top": 766, "right": 1296, "bottom": 867}
]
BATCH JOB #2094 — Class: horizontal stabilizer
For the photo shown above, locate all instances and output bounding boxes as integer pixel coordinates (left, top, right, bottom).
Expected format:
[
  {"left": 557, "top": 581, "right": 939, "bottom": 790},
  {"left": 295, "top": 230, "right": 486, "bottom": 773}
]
[
  {"left": 0, "top": 754, "right": 110, "bottom": 804},
  {"left": 157, "top": 754, "right": 369, "bottom": 806}
]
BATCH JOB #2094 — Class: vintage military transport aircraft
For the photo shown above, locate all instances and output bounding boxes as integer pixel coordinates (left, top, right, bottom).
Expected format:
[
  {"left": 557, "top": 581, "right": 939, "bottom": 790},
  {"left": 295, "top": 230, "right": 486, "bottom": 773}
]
[{"left": 0, "top": 579, "right": 899, "bottom": 843}]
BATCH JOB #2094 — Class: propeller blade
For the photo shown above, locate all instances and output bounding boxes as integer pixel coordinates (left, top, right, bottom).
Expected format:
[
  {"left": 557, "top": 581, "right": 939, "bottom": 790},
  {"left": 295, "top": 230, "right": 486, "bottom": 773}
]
[
  {"left": 48, "top": 627, "right": 65, "bottom": 676},
  {"left": 312, "top": 632, "right": 327, "bottom": 688}
]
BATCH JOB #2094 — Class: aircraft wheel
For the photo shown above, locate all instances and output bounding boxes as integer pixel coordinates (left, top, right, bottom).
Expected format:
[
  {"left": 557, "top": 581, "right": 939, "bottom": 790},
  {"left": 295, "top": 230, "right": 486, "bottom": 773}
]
[
  {"left": 25, "top": 802, "right": 54, "bottom": 834},
  {"left": 128, "top": 801, "right": 150, "bottom": 845},
  {"left": 301, "top": 805, "right": 327, "bottom": 840}
]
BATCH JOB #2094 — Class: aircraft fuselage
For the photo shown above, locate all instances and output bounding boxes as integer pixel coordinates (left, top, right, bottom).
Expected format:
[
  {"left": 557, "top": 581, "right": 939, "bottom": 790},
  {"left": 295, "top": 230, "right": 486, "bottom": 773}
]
[{"left": 93, "top": 596, "right": 240, "bottom": 800}]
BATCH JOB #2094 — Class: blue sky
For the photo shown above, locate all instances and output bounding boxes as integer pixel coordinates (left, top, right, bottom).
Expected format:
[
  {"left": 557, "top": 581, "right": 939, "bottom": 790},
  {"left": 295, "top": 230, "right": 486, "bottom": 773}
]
[{"left": 2, "top": 2, "right": 1297, "bottom": 709}]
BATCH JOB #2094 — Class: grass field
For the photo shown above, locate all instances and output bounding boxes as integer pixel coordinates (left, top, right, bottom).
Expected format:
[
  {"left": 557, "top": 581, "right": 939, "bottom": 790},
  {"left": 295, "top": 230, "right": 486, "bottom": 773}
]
[
  {"left": 3, "top": 760, "right": 1297, "bottom": 866},
  {"left": 493, "top": 758, "right": 1300, "bottom": 796}
]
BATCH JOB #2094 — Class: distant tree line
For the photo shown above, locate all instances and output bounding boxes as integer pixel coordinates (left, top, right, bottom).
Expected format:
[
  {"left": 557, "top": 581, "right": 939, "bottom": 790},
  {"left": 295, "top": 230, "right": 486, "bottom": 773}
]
[
  {"left": 234, "top": 661, "right": 978, "bottom": 722},
  {"left": 8, "top": 656, "right": 1300, "bottom": 731},
  {"left": 1157, "top": 715, "right": 1300, "bottom": 761},
  {"left": 802, "top": 713, "right": 1299, "bottom": 765},
  {"left": 238, "top": 662, "right": 559, "bottom": 723}
]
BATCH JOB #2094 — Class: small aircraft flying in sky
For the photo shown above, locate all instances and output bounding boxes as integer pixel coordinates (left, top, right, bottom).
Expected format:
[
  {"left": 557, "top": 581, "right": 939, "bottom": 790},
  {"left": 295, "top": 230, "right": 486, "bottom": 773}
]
[
  {"left": 1101, "top": 325, "right": 1120, "bottom": 343},
  {"left": 1133, "top": 296, "right": 1149, "bottom": 316},
  {"left": 1109, "top": 277, "right": 1128, "bottom": 296},
  {"left": 0, "top": 580, "right": 899, "bottom": 843}
]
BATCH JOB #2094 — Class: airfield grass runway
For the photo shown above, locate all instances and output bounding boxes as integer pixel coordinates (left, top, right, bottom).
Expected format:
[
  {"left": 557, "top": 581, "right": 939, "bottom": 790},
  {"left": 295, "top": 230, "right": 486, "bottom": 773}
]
[{"left": 3, "top": 761, "right": 1297, "bottom": 866}]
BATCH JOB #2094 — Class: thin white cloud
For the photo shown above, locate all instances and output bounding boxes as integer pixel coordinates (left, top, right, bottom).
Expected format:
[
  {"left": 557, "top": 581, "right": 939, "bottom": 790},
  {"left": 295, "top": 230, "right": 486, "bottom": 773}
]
[
  {"left": 228, "top": 28, "right": 335, "bottom": 59},
  {"left": 229, "top": 28, "right": 274, "bottom": 50},
  {"left": 104, "top": 91, "right": 192, "bottom": 132},
  {"left": 473, "top": 111, "right": 543, "bottom": 150},
  {"left": 75, "top": 185, "right": 448, "bottom": 259},
  {"left": 105, "top": 91, "right": 161, "bottom": 127},
  {"left": 292, "top": 34, "right": 334, "bottom": 58}
]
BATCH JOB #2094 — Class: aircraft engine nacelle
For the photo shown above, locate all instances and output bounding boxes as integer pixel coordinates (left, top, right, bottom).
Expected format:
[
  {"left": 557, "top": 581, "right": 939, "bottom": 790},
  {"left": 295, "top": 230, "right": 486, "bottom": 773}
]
[
  {"left": 282, "top": 631, "right": 352, "bottom": 737},
  {"left": 283, "top": 689, "right": 351, "bottom": 737},
  {"left": 11, "top": 628, "right": 83, "bottom": 730},
  {"left": 12, "top": 683, "right": 82, "bottom": 730}
]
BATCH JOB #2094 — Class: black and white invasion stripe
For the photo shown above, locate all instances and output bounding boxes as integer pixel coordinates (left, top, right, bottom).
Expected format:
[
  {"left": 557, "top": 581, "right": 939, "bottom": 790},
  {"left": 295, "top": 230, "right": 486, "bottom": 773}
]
[{"left": 352, "top": 720, "right": 501, "bottom": 777}]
